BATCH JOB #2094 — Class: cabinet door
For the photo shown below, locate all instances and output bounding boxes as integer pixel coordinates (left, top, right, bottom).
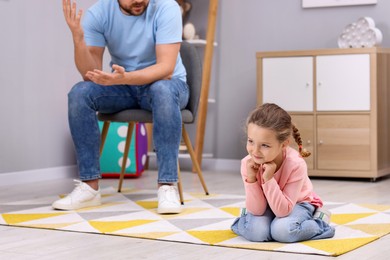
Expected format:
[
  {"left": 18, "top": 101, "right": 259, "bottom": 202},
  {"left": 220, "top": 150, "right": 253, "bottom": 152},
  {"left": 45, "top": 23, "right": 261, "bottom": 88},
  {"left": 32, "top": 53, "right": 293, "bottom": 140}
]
[
  {"left": 316, "top": 54, "right": 370, "bottom": 111},
  {"left": 262, "top": 57, "right": 313, "bottom": 112},
  {"left": 317, "top": 115, "right": 370, "bottom": 170},
  {"left": 290, "top": 115, "right": 314, "bottom": 170}
]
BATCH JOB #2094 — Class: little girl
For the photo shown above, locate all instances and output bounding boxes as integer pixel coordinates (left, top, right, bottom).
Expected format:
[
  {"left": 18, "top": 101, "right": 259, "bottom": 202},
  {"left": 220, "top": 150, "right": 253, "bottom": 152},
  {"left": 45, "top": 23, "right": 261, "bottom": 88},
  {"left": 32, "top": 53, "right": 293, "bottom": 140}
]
[{"left": 231, "top": 103, "right": 335, "bottom": 243}]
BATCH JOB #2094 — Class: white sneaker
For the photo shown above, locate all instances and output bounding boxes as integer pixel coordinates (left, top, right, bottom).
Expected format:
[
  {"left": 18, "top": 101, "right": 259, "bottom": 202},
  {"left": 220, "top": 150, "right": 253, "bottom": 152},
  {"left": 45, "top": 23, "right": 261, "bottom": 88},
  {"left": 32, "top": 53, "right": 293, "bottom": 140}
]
[
  {"left": 240, "top": 208, "right": 247, "bottom": 217},
  {"left": 314, "top": 207, "right": 331, "bottom": 224},
  {"left": 157, "top": 185, "right": 182, "bottom": 214},
  {"left": 52, "top": 180, "right": 101, "bottom": 210}
]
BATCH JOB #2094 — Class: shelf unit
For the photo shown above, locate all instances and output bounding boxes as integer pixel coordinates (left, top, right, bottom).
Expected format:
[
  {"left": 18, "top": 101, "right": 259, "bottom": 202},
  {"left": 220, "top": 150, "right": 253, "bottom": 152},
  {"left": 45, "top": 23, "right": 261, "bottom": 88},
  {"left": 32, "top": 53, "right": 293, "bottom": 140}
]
[{"left": 256, "top": 47, "right": 390, "bottom": 181}]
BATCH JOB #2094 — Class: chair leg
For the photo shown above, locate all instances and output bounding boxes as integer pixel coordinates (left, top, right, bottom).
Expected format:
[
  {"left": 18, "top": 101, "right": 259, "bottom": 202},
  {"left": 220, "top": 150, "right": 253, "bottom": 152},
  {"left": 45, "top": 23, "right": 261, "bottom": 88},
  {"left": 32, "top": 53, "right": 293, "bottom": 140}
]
[
  {"left": 99, "top": 122, "right": 111, "bottom": 156},
  {"left": 118, "top": 122, "right": 135, "bottom": 192},
  {"left": 181, "top": 125, "right": 209, "bottom": 195},
  {"left": 177, "top": 160, "right": 184, "bottom": 205}
]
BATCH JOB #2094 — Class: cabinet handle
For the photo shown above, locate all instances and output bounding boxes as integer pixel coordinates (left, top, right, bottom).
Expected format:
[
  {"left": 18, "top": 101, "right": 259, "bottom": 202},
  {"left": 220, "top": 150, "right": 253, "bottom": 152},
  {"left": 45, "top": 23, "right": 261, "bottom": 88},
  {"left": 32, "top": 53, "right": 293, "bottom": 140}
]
[
  {"left": 319, "top": 140, "right": 323, "bottom": 145},
  {"left": 318, "top": 82, "right": 322, "bottom": 87},
  {"left": 305, "top": 83, "right": 310, "bottom": 87},
  {"left": 307, "top": 140, "right": 311, "bottom": 144}
]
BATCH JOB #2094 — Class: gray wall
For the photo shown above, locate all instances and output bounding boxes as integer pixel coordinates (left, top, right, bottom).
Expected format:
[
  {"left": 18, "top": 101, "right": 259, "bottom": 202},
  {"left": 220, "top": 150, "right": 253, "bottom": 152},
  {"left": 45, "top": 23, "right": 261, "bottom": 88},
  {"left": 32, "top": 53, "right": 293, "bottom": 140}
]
[
  {"left": 0, "top": 0, "right": 96, "bottom": 174},
  {"left": 1, "top": 0, "right": 389, "bottom": 175},
  {"left": 213, "top": 0, "right": 390, "bottom": 160}
]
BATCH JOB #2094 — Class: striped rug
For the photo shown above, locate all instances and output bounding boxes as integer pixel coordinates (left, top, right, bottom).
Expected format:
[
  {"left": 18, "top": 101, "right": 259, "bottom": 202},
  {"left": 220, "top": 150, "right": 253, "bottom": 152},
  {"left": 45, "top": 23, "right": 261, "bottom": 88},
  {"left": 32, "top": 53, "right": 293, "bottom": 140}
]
[{"left": 1, "top": 187, "right": 390, "bottom": 256}]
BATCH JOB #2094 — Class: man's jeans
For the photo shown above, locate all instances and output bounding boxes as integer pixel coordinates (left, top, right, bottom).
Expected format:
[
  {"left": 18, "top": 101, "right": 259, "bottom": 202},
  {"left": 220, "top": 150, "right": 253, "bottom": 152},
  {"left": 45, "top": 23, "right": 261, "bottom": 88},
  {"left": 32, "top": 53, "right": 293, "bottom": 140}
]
[{"left": 68, "top": 78, "right": 189, "bottom": 183}]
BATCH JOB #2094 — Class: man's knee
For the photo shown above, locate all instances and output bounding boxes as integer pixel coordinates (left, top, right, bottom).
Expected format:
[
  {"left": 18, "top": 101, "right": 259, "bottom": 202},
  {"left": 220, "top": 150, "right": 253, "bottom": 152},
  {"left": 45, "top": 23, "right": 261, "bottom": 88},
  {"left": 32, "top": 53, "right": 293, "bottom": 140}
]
[
  {"left": 68, "top": 81, "right": 99, "bottom": 106},
  {"left": 149, "top": 80, "right": 178, "bottom": 101},
  {"left": 68, "top": 81, "right": 90, "bottom": 98},
  {"left": 67, "top": 81, "right": 101, "bottom": 115}
]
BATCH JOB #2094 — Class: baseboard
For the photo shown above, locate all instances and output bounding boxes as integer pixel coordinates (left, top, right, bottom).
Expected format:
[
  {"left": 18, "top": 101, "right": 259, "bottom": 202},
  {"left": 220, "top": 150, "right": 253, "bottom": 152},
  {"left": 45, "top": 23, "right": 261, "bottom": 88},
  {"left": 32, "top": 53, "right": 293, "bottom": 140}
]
[{"left": 0, "top": 165, "right": 78, "bottom": 187}]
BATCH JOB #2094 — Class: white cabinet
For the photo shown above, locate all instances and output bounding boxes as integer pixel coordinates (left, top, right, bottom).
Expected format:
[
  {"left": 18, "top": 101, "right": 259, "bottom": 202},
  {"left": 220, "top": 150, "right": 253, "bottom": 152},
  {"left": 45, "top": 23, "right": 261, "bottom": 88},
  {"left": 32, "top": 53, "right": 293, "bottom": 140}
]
[
  {"left": 262, "top": 57, "right": 313, "bottom": 112},
  {"left": 316, "top": 54, "right": 370, "bottom": 111},
  {"left": 257, "top": 48, "right": 390, "bottom": 180},
  {"left": 261, "top": 54, "right": 370, "bottom": 112}
]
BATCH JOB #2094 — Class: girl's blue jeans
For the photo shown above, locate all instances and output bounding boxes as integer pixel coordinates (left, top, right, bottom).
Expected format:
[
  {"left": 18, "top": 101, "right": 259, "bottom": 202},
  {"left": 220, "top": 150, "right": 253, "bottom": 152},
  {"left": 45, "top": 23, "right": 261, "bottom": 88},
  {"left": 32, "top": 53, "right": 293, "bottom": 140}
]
[
  {"left": 67, "top": 79, "right": 189, "bottom": 183},
  {"left": 231, "top": 202, "right": 335, "bottom": 243}
]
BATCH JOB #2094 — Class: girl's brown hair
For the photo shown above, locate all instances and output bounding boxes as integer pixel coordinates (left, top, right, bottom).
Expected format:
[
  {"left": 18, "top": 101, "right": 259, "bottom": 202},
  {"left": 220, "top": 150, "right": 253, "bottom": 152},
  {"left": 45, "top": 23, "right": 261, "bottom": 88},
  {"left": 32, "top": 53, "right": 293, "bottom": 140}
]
[{"left": 246, "top": 103, "right": 311, "bottom": 157}]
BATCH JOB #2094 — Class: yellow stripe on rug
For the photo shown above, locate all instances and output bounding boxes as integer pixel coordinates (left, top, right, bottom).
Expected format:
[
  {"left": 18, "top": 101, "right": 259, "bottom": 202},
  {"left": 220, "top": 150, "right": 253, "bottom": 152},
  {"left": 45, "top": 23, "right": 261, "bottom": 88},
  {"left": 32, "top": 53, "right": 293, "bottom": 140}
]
[
  {"left": 331, "top": 213, "right": 376, "bottom": 225},
  {"left": 187, "top": 230, "right": 237, "bottom": 244},
  {"left": 2, "top": 213, "right": 68, "bottom": 225},
  {"left": 347, "top": 223, "right": 390, "bottom": 236},
  {"left": 89, "top": 219, "right": 157, "bottom": 233},
  {"left": 301, "top": 237, "right": 378, "bottom": 256}
]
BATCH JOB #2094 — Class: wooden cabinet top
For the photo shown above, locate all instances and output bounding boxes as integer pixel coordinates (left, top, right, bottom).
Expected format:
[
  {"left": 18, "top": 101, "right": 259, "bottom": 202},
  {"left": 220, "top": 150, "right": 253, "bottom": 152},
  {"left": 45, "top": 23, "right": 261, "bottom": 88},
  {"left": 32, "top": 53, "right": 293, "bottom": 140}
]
[{"left": 256, "top": 47, "right": 390, "bottom": 58}]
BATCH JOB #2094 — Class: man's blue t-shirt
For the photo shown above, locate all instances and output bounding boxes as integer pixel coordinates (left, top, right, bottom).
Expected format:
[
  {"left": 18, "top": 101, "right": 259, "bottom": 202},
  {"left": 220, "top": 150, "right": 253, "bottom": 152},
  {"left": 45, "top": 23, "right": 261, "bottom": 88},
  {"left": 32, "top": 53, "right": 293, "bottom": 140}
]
[{"left": 82, "top": 0, "right": 186, "bottom": 82}]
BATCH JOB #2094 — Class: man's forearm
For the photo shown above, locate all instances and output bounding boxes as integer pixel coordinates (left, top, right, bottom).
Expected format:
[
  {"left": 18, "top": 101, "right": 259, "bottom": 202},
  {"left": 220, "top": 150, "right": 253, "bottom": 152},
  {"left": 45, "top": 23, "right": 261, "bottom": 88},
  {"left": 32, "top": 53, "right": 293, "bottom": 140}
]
[
  {"left": 73, "top": 39, "right": 102, "bottom": 80},
  {"left": 122, "top": 63, "right": 174, "bottom": 85}
]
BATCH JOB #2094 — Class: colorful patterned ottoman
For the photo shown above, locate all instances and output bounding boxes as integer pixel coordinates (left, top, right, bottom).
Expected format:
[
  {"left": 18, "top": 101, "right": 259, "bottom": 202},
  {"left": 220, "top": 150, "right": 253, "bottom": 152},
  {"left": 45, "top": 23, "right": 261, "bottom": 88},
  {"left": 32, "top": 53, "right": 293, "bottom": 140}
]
[{"left": 99, "top": 122, "right": 148, "bottom": 178}]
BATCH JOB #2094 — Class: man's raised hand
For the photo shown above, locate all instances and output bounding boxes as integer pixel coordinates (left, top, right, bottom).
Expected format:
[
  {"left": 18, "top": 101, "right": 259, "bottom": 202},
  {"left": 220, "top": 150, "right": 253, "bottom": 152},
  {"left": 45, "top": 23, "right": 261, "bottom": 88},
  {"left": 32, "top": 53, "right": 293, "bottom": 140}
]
[{"left": 62, "top": 0, "right": 84, "bottom": 42}]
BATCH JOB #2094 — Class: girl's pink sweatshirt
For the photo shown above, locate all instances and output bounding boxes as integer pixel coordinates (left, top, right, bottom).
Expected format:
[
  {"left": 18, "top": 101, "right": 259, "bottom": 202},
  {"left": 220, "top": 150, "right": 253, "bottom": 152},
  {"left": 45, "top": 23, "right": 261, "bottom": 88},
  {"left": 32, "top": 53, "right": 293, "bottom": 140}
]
[{"left": 241, "top": 147, "right": 323, "bottom": 218}]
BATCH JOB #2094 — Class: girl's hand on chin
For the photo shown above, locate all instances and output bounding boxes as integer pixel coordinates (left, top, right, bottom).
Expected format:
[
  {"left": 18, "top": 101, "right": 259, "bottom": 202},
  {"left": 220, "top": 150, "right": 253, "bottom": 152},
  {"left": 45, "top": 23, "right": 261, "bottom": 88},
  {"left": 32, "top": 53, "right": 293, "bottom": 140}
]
[
  {"left": 246, "top": 158, "right": 260, "bottom": 183},
  {"left": 262, "top": 161, "right": 277, "bottom": 182}
]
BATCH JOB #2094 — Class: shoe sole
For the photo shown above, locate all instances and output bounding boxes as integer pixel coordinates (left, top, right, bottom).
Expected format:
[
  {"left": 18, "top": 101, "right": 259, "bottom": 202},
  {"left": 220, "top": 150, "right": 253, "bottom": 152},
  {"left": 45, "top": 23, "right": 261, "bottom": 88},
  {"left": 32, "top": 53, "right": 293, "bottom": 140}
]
[
  {"left": 52, "top": 200, "right": 102, "bottom": 211},
  {"left": 157, "top": 207, "right": 182, "bottom": 214}
]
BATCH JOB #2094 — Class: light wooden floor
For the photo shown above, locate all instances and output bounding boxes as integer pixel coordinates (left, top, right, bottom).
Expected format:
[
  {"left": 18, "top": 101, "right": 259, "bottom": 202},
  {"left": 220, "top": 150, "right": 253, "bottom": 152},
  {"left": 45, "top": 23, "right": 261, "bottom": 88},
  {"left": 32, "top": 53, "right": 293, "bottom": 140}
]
[{"left": 1, "top": 169, "right": 390, "bottom": 260}]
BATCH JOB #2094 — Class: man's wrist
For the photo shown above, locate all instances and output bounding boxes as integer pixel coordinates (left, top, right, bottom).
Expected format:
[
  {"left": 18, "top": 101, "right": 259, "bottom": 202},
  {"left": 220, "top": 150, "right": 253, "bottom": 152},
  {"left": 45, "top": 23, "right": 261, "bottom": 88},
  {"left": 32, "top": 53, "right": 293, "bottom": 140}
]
[{"left": 72, "top": 33, "right": 85, "bottom": 45}]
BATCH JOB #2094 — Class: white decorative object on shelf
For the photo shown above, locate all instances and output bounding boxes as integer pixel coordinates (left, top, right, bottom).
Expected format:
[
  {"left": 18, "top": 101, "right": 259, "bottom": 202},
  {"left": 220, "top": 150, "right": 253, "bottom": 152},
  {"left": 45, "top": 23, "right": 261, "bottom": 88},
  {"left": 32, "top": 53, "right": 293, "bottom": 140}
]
[
  {"left": 338, "top": 17, "right": 383, "bottom": 48},
  {"left": 183, "top": 23, "right": 197, "bottom": 40}
]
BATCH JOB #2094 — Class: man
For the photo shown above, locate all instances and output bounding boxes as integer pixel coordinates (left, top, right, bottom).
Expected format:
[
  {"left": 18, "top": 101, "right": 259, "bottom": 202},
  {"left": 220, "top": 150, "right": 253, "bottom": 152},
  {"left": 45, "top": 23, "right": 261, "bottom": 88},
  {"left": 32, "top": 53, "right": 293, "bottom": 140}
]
[{"left": 52, "top": 0, "right": 188, "bottom": 214}]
